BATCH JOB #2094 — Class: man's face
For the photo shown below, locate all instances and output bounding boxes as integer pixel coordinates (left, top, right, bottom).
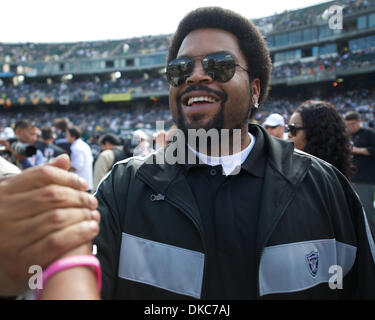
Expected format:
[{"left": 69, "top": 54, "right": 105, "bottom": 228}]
[
  {"left": 15, "top": 126, "right": 37, "bottom": 145},
  {"left": 66, "top": 131, "right": 74, "bottom": 144},
  {"left": 100, "top": 142, "right": 113, "bottom": 151},
  {"left": 345, "top": 119, "right": 361, "bottom": 134},
  {"left": 168, "top": 28, "right": 260, "bottom": 136},
  {"left": 265, "top": 125, "right": 285, "bottom": 139},
  {"left": 287, "top": 112, "right": 306, "bottom": 151}
]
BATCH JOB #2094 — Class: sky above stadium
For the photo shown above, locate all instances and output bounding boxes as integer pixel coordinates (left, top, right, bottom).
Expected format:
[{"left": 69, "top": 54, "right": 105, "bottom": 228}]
[{"left": 1, "top": 0, "right": 329, "bottom": 43}]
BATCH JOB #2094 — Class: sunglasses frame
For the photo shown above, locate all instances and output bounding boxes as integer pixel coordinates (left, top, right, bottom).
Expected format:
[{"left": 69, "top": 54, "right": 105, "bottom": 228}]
[
  {"left": 166, "top": 51, "right": 249, "bottom": 87},
  {"left": 286, "top": 123, "right": 305, "bottom": 136}
]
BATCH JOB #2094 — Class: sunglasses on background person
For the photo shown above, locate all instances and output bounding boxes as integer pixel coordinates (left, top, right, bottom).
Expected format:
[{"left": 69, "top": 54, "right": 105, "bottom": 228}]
[
  {"left": 286, "top": 124, "right": 305, "bottom": 136},
  {"left": 166, "top": 52, "right": 249, "bottom": 87}
]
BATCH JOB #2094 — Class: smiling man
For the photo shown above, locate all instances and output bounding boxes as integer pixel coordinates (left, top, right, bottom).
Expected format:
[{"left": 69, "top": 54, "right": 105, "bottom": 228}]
[
  {"left": 5, "top": 7, "right": 372, "bottom": 300},
  {"left": 93, "top": 7, "right": 375, "bottom": 299}
]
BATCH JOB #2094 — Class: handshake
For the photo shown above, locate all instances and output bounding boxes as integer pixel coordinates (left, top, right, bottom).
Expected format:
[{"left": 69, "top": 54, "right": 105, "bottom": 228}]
[{"left": 0, "top": 154, "right": 100, "bottom": 298}]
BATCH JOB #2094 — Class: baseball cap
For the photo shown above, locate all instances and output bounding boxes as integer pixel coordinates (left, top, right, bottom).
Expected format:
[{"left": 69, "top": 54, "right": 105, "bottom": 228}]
[{"left": 263, "top": 113, "right": 285, "bottom": 127}]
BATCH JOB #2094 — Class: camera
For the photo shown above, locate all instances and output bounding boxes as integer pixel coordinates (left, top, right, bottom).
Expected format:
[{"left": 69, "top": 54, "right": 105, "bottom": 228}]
[{"left": 11, "top": 142, "right": 37, "bottom": 157}]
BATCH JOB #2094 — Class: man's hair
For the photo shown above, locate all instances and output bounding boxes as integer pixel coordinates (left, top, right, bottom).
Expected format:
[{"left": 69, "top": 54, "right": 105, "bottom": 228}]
[
  {"left": 53, "top": 118, "right": 69, "bottom": 131},
  {"left": 99, "top": 133, "right": 122, "bottom": 146},
  {"left": 14, "top": 120, "right": 32, "bottom": 131},
  {"left": 344, "top": 111, "right": 361, "bottom": 121},
  {"left": 67, "top": 126, "right": 81, "bottom": 139},
  {"left": 167, "top": 7, "right": 272, "bottom": 108},
  {"left": 41, "top": 126, "right": 53, "bottom": 141}
]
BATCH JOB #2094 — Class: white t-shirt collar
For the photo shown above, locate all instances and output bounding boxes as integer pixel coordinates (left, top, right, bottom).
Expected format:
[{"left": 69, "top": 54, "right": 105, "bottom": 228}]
[{"left": 187, "top": 132, "right": 256, "bottom": 176}]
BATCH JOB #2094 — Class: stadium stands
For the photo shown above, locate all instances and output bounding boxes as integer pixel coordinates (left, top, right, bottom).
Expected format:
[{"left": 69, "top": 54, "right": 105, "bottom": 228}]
[{"left": 0, "top": 0, "right": 375, "bottom": 140}]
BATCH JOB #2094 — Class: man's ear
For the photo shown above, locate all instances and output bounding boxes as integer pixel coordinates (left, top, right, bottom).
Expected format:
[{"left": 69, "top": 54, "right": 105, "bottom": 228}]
[{"left": 251, "top": 78, "right": 260, "bottom": 106}]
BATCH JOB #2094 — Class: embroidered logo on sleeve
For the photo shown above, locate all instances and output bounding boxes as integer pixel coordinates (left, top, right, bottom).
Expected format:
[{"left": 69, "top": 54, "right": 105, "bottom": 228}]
[{"left": 306, "top": 251, "right": 319, "bottom": 277}]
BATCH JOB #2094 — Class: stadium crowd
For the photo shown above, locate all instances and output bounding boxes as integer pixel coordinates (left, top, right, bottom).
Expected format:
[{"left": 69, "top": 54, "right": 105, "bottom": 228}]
[
  {"left": 255, "top": 0, "right": 375, "bottom": 33},
  {"left": 0, "top": 34, "right": 172, "bottom": 64},
  {"left": 1, "top": 0, "right": 374, "bottom": 64},
  {"left": 0, "top": 75, "right": 169, "bottom": 105},
  {"left": 1, "top": 47, "right": 375, "bottom": 106},
  {"left": 0, "top": 89, "right": 374, "bottom": 141},
  {"left": 272, "top": 47, "right": 375, "bottom": 79}
]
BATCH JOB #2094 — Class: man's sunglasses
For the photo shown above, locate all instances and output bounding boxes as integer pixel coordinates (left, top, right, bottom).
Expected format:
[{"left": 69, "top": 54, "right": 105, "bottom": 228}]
[
  {"left": 166, "top": 52, "right": 249, "bottom": 87},
  {"left": 286, "top": 124, "right": 305, "bottom": 136}
]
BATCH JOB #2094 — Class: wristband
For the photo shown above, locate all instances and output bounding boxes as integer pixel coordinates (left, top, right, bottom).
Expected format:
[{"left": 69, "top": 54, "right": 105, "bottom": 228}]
[{"left": 35, "top": 255, "right": 102, "bottom": 300}]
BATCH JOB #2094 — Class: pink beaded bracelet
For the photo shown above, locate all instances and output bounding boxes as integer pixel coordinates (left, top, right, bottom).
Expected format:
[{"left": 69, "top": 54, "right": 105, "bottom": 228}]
[{"left": 35, "top": 255, "right": 102, "bottom": 300}]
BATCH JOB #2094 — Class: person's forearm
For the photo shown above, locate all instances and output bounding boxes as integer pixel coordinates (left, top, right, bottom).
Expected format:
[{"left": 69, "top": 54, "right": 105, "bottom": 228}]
[
  {"left": 363, "top": 148, "right": 370, "bottom": 156},
  {"left": 358, "top": 147, "right": 370, "bottom": 156},
  {"left": 40, "top": 243, "right": 100, "bottom": 300},
  {"left": 0, "top": 155, "right": 100, "bottom": 297},
  {"left": 353, "top": 146, "right": 371, "bottom": 156}
]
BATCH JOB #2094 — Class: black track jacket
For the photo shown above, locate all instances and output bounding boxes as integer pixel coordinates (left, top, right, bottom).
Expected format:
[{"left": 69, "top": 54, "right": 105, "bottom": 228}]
[{"left": 94, "top": 125, "right": 375, "bottom": 299}]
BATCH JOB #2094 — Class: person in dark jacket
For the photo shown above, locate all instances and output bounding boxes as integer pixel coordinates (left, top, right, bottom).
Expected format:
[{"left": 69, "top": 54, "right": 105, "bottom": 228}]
[
  {"left": 344, "top": 111, "right": 375, "bottom": 234},
  {"left": 94, "top": 7, "right": 375, "bottom": 299},
  {"left": 53, "top": 117, "right": 71, "bottom": 155},
  {"left": 1, "top": 6, "right": 374, "bottom": 300},
  {"left": 35, "top": 126, "right": 66, "bottom": 163}
]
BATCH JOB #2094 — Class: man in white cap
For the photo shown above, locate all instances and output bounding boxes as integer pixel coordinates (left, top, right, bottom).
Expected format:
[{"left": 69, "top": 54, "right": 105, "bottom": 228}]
[{"left": 263, "top": 113, "right": 285, "bottom": 139}]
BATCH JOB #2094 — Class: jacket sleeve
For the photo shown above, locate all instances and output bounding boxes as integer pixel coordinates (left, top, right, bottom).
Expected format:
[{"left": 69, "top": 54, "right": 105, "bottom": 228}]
[
  {"left": 339, "top": 172, "right": 375, "bottom": 298},
  {"left": 93, "top": 164, "right": 124, "bottom": 299},
  {"left": 365, "top": 129, "right": 375, "bottom": 160},
  {"left": 351, "top": 188, "right": 375, "bottom": 298}
]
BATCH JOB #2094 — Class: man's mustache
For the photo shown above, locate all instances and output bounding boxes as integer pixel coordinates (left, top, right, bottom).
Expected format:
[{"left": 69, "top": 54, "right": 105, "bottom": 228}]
[{"left": 176, "top": 85, "right": 227, "bottom": 103}]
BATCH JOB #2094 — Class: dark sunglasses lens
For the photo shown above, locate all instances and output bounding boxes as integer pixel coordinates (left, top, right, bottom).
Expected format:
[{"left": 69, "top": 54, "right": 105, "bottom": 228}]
[
  {"left": 166, "top": 57, "right": 193, "bottom": 86},
  {"left": 202, "top": 53, "right": 236, "bottom": 82},
  {"left": 287, "top": 125, "right": 297, "bottom": 136}
]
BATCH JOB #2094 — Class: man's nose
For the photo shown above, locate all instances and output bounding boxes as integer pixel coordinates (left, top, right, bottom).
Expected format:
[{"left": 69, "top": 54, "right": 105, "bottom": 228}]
[{"left": 185, "top": 62, "right": 213, "bottom": 85}]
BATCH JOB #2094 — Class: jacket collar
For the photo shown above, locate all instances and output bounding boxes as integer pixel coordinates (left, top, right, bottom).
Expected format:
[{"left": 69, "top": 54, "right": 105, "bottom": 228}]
[{"left": 257, "top": 123, "right": 311, "bottom": 185}]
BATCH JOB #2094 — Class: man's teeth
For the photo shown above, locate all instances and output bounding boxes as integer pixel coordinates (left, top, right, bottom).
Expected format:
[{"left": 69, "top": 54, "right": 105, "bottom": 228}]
[{"left": 187, "top": 96, "right": 216, "bottom": 106}]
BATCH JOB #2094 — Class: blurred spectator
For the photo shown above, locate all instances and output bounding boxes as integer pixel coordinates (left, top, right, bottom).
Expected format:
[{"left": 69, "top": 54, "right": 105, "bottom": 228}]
[
  {"left": 344, "top": 111, "right": 375, "bottom": 232},
  {"left": 53, "top": 118, "right": 71, "bottom": 155},
  {"left": 132, "top": 129, "right": 153, "bottom": 157},
  {"left": 66, "top": 126, "right": 93, "bottom": 192},
  {"left": 13, "top": 120, "right": 44, "bottom": 170},
  {"left": 0, "top": 126, "right": 15, "bottom": 139},
  {"left": 35, "top": 125, "right": 66, "bottom": 163},
  {"left": 93, "top": 133, "right": 127, "bottom": 190},
  {"left": 262, "top": 113, "right": 285, "bottom": 139},
  {"left": 287, "top": 100, "right": 354, "bottom": 180}
]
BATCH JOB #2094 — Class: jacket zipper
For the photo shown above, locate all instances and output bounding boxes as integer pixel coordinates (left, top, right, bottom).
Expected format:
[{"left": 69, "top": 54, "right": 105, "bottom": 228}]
[{"left": 137, "top": 172, "right": 209, "bottom": 299}]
